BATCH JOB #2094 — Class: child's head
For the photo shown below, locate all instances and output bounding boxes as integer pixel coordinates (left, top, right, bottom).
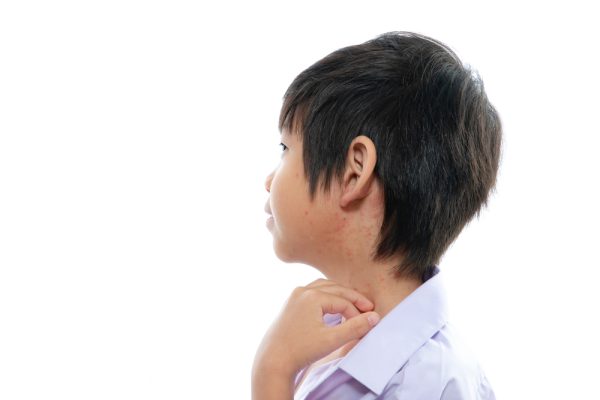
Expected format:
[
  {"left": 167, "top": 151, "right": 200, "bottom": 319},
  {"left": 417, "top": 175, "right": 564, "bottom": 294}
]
[{"left": 265, "top": 31, "right": 502, "bottom": 282}]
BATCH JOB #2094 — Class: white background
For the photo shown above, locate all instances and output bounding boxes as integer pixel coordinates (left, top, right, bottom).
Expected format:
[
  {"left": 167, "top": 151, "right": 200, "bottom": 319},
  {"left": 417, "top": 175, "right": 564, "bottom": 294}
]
[{"left": 1, "top": 1, "right": 598, "bottom": 399}]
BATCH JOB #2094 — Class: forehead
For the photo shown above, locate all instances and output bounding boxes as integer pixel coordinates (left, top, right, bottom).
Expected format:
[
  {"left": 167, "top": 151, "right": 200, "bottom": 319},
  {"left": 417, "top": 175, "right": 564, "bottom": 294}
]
[
  {"left": 281, "top": 119, "right": 303, "bottom": 138},
  {"left": 280, "top": 126, "right": 296, "bottom": 142}
]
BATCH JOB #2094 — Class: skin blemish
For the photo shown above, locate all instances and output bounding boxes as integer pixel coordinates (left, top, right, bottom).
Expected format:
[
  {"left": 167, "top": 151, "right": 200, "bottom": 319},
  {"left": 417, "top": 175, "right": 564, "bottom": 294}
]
[{"left": 332, "top": 212, "right": 347, "bottom": 232}]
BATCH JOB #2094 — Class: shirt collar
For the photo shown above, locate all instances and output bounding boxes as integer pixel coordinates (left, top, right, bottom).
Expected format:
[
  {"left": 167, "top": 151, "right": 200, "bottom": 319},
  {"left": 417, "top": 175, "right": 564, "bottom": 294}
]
[{"left": 332, "top": 266, "right": 449, "bottom": 395}]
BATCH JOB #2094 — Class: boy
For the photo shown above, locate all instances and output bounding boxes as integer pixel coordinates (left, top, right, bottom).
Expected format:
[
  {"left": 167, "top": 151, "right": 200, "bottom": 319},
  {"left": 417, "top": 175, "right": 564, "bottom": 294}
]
[{"left": 252, "top": 31, "right": 501, "bottom": 400}]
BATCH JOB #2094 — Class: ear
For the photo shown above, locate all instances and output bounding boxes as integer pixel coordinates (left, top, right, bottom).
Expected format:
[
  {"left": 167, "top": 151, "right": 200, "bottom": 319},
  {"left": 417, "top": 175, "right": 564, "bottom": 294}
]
[{"left": 339, "top": 135, "right": 377, "bottom": 208}]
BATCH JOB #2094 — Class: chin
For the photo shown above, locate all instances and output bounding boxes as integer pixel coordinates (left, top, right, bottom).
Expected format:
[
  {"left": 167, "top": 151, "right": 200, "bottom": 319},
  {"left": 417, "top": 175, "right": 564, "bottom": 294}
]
[
  {"left": 272, "top": 243, "right": 294, "bottom": 263},
  {"left": 272, "top": 239, "right": 302, "bottom": 264}
]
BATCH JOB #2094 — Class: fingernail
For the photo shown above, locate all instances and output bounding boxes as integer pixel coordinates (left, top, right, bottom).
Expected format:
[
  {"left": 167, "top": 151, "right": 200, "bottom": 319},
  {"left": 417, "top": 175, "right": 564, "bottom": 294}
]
[{"left": 368, "top": 313, "right": 380, "bottom": 326}]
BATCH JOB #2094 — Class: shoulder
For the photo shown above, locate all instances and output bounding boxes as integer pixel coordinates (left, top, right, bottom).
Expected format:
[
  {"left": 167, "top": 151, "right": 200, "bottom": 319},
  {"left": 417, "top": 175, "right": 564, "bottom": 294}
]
[{"left": 379, "top": 323, "right": 495, "bottom": 399}]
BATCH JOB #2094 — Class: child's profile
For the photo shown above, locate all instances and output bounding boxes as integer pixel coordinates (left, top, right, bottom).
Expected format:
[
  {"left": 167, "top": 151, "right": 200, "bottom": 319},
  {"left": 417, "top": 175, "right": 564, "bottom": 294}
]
[{"left": 252, "top": 31, "right": 501, "bottom": 400}]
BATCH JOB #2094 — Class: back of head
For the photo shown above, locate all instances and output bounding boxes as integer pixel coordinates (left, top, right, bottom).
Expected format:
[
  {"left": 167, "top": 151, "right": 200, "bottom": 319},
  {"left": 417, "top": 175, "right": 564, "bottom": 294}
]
[{"left": 279, "top": 31, "right": 502, "bottom": 281}]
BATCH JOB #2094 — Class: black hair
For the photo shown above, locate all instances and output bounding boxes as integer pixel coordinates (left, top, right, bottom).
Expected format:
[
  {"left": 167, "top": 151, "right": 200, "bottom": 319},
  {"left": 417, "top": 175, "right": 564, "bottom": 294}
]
[{"left": 279, "top": 31, "right": 502, "bottom": 281}]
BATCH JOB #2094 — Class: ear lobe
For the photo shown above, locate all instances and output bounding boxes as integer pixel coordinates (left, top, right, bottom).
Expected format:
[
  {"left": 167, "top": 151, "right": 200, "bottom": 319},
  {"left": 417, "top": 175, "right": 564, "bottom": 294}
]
[{"left": 339, "top": 136, "right": 377, "bottom": 208}]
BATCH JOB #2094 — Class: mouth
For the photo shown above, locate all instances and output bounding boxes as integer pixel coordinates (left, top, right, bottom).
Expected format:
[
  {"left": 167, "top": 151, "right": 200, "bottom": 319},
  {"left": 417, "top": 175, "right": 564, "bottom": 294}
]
[
  {"left": 264, "top": 200, "right": 272, "bottom": 216},
  {"left": 266, "top": 215, "right": 274, "bottom": 228}
]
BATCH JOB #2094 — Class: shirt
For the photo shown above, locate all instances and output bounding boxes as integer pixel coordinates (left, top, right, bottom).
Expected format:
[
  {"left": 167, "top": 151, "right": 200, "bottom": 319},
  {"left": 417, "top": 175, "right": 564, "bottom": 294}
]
[{"left": 293, "top": 267, "right": 495, "bottom": 399}]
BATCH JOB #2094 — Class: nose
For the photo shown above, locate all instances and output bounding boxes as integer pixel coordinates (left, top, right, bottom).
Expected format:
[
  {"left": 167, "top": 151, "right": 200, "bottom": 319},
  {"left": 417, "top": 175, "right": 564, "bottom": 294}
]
[{"left": 265, "top": 170, "right": 274, "bottom": 193}]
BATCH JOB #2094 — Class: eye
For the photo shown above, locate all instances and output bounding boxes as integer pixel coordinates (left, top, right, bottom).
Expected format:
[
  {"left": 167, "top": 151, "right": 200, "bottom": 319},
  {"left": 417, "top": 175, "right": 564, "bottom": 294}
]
[{"left": 279, "top": 142, "right": 288, "bottom": 152}]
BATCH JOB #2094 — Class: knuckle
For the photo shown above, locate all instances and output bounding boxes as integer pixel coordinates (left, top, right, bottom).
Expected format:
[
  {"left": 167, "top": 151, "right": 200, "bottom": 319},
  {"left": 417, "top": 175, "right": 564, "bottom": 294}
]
[
  {"left": 326, "top": 301, "right": 336, "bottom": 314},
  {"left": 301, "top": 288, "right": 318, "bottom": 300}
]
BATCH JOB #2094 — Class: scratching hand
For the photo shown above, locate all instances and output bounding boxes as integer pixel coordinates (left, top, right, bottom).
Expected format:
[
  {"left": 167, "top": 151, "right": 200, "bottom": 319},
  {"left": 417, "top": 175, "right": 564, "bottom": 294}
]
[{"left": 252, "top": 278, "right": 380, "bottom": 379}]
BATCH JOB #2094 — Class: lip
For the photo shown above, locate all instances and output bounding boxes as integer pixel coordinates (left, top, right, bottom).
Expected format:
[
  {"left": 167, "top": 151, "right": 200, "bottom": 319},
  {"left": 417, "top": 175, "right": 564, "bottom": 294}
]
[
  {"left": 266, "top": 215, "right": 274, "bottom": 228},
  {"left": 264, "top": 200, "right": 272, "bottom": 216}
]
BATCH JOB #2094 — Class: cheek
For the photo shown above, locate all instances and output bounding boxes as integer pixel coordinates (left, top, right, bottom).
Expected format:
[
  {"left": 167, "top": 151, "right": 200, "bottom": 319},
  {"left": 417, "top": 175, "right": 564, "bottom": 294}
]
[
  {"left": 272, "top": 175, "right": 312, "bottom": 233},
  {"left": 304, "top": 196, "right": 346, "bottom": 237},
  {"left": 319, "top": 211, "right": 348, "bottom": 245},
  {"left": 331, "top": 212, "right": 348, "bottom": 233}
]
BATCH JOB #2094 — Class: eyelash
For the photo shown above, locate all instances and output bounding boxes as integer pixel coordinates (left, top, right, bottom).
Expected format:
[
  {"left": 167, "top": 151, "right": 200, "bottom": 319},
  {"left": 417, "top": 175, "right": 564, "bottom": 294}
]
[{"left": 279, "top": 143, "right": 288, "bottom": 152}]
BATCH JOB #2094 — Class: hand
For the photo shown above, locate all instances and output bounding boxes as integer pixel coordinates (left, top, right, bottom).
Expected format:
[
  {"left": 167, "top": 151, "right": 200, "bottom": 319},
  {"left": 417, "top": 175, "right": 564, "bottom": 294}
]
[{"left": 252, "top": 278, "right": 381, "bottom": 380}]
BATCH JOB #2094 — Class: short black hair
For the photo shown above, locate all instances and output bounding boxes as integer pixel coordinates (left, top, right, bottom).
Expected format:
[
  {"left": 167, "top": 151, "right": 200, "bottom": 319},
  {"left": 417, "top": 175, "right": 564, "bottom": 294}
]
[{"left": 279, "top": 31, "right": 502, "bottom": 281}]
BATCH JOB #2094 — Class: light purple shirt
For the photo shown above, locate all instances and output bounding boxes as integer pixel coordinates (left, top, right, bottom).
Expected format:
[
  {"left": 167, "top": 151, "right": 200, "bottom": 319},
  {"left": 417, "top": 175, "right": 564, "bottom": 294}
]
[{"left": 293, "top": 267, "right": 495, "bottom": 399}]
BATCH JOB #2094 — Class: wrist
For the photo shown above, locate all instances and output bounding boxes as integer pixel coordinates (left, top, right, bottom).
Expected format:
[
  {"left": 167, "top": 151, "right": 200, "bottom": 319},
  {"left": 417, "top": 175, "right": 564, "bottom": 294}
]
[
  {"left": 251, "top": 360, "right": 296, "bottom": 400},
  {"left": 252, "top": 355, "right": 298, "bottom": 381}
]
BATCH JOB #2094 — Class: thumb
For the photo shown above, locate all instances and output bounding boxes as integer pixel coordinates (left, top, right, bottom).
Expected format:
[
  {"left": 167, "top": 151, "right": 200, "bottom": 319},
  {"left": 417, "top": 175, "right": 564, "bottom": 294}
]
[{"left": 328, "top": 312, "right": 380, "bottom": 348}]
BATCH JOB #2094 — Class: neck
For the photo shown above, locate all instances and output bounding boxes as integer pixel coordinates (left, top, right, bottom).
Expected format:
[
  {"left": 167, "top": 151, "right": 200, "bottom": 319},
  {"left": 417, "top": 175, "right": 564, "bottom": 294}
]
[
  {"left": 312, "top": 178, "right": 422, "bottom": 318},
  {"left": 319, "top": 254, "right": 423, "bottom": 319}
]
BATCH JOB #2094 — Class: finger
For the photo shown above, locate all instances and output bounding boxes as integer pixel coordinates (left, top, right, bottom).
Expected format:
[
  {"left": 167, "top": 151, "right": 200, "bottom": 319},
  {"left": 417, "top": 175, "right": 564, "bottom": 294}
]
[
  {"left": 326, "top": 311, "right": 380, "bottom": 349},
  {"left": 304, "top": 279, "right": 375, "bottom": 311},
  {"left": 316, "top": 286, "right": 374, "bottom": 312},
  {"left": 317, "top": 292, "right": 362, "bottom": 320},
  {"left": 305, "top": 278, "right": 337, "bottom": 288}
]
